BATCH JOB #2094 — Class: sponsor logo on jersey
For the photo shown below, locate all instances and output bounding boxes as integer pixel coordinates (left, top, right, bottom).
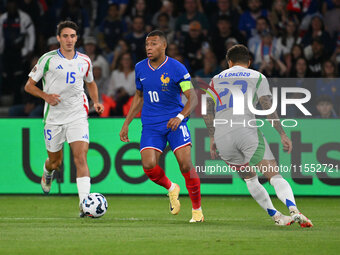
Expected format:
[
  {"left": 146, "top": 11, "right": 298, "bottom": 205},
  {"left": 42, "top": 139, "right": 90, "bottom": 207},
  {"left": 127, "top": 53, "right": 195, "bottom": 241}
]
[
  {"left": 31, "top": 65, "right": 37, "bottom": 73},
  {"left": 160, "top": 73, "right": 170, "bottom": 91},
  {"left": 82, "top": 134, "right": 89, "bottom": 140},
  {"left": 56, "top": 65, "right": 63, "bottom": 70}
]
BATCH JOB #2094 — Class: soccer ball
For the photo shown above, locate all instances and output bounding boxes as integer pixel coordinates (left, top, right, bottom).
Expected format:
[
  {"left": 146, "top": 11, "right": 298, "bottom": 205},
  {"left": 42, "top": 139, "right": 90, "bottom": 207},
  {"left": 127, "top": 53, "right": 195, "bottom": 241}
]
[{"left": 82, "top": 193, "right": 108, "bottom": 218}]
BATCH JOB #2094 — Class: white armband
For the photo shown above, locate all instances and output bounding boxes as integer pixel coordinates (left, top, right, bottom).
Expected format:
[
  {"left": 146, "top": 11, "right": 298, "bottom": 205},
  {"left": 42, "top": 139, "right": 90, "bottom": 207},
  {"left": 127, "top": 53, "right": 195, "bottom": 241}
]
[{"left": 176, "top": 113, "right": 184, "bottom": 121}]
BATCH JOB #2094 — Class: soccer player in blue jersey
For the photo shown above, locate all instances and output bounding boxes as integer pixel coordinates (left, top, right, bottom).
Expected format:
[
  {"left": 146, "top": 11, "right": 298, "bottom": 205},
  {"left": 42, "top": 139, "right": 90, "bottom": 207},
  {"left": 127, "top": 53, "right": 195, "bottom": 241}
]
[{"left": 119, "top": 30, "right": 203, "bottom": 222}]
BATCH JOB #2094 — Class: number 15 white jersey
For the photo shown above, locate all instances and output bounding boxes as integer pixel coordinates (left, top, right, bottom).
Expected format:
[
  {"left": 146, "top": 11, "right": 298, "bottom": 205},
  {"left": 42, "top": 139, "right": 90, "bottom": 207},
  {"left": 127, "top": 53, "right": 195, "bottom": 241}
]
[{"left": 29, "top": 49, "right": 94, "bottom": 125}]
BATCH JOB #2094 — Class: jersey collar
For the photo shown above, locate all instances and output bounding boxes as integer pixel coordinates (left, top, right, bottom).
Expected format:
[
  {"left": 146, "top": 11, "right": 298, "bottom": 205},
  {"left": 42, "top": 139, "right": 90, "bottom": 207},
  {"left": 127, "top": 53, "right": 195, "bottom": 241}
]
[
  {"left": 57, "top": 49, "right": 78, "bottom": 59},
  {"left": 147, "top": 56, "right": 168, "bottom": 71}
]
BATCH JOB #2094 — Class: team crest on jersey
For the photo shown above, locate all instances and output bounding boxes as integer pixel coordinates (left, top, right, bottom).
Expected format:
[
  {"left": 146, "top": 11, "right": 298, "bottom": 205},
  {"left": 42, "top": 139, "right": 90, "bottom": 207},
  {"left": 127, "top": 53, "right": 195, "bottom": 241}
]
[
  {"left": 160, "top": 73, "right": 170, "bottom": 91},
  {"left": 78, "top": 63, "right": 86, "bottom": 73}
]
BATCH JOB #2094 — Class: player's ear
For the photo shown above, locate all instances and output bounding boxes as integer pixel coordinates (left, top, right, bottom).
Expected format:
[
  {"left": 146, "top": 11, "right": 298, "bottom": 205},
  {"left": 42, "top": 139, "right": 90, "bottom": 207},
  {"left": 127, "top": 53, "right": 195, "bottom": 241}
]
[
  {"left": 57, "top": 35, "right": 61, "bottom": 43},
  {"left": 227, "top": 60, "right": 233, "bottom": 68},
  {"left": 247, "top": 60, "right": 251, "bottom": 68}
]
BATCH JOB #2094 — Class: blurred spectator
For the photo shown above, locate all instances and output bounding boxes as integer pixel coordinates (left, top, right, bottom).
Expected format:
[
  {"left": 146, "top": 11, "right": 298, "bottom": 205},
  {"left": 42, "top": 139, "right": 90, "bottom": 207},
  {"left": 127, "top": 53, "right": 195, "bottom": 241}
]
[
  {"left": 8, "top": 56, "right": 43, "bottom": 116},
  {"left": 290, "top": 57, "right": 310, "bottom": 78},
  {"left": 315, "top": 95, "right": 338, "bottom": 118},
  {"left": 259, "top": 56, "right": 287, "bottom": 77},
  {"left": 286, "top": 43, "right": 304, "bottom": 74},
  {"left": 249, "top": 30, "right": 280, "bottom": 70},
  {"left": 209, "top": 0, "right": 240, "bottom": 32},
  {"left": 92, "top": 60, "right": 110, "bottom": 103},
  {"left": 316, "top": 60, "right": 340, "bottom": 113},
  {"left": 331, "top": 35, "right": 340, "bottom": 70},
  {"left": 126, "top": 0, "right": 152, "bottom": 33},
  {"left": 194, "top": 49, "right": 221, "bottom": 78},
  {"left": 301, "top": 15, "right": 333, "bottom": 55},
  {"left": 19, "top": 0, "right": 44, "bottom": 54},
  {"left": 167, "top": 43, "right": 180, "bottom": 58},
  {"left": 106, "top": 52, "right": 135, "bottom": 116},
  {"left": 95, "top": 0, "right": 129, "bottom": 26},
  {"left": 59, "top": 0, "right": 91, "bottom": 38},
  {"left": 110, "top": 39, "right": 131, "bottom": 71},
  {"left": 287, "top": 0, "right": 321, "bottom": 18},
  {"left": 155, "top": 13, "right": 175, "bottom": 44},
  {"left": 175, "top": 0, "right": 209, "bottom": 40},
  {"left": 269, "top": 0, "right": 289, "bottom": 36},
  {"left": 248, "top": 16, "right": 270, "bottom": 52},
  {"left": 181, "top": 21, "right": 209, "bottom": 73},
  {"left": 83, "top": 36, "right": 110, "bottom": 80},
  {"left": 152, "top": 0, "right": 176, "bottom": 30},
  {"left": 276, "top": 20, "right": 299, "bottom": 61},
  {"left": 305, "top": 37, "right": 326, "bottom": 77},
  {"left": 238, "top": 0, "right": 268, "bottom": 39},
  {"left": 0, "top": 0, "right": 35, "bottom": 104},
  {"left": 324, "top": 0, "right": 340, "bottom": 39},
  {"left": 211, "top": 16, "right": 245, "bottom": 64},
  {"left": 125, "top": 15, "right": 147, "bottom": 63},
  {"left": 97, "top": 3, "right": 127, "bottom": 57},
  {"left": 47, "top": 36, "right": 59, "bottom": 51}
]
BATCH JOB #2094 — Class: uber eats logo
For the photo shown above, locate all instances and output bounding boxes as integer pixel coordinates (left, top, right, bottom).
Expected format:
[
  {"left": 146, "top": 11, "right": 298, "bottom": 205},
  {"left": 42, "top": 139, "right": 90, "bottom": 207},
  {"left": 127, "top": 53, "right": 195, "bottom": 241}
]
[{"left": 22, "top": 127, "right": 340, "bottom": 186}]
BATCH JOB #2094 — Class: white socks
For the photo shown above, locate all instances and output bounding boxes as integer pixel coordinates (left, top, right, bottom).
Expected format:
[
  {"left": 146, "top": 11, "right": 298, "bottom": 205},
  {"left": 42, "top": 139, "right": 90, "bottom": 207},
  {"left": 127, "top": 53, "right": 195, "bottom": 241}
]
[
  {"left": 245, "top": 175, "right": 277, "bottom": 216},
  {"left": 76, "top": 176, "right": 91, "bottom": 204},
  {"left": 270, "top": 175, "right": 297, "bottom": 211},
  {"left": 44, "top": 163, "right": 54, "bottom": 175},
  {"left": 168, "top": 182, "right": 176, "bottom": 192}
]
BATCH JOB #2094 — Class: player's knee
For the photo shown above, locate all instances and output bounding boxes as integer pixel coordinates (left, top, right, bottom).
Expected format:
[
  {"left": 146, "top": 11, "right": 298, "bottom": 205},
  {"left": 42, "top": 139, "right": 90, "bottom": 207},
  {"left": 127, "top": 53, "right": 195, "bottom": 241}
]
[
  {"left": 142, "top": 160, "right": 157, "bottom": 170},
  {"left": 73, "top": 155, "right": 87, "bottom": 167},
  {"left": 179, "top": 162, "right": 193, "bottom": 173}
]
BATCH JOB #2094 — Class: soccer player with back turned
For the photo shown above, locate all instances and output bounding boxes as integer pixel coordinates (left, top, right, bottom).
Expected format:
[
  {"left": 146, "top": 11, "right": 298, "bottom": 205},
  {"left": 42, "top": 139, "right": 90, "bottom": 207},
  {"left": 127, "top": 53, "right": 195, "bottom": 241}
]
[
  {"left": 203, "top": 45, "right": 312, "bottom": 227},
  {"left": 120, "top": 30, "right": 203, "bottom": 222},
  {"left": 24, "top": 21, "right": 104, "bottom": 216}
]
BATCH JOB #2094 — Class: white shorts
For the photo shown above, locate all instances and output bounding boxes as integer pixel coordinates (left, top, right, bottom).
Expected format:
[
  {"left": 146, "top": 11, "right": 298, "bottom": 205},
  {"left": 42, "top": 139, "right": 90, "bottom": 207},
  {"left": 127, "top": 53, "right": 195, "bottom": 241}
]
[
  {"left": 215, "top": 128, "right": 275, "bottom": 166},
  {"left": 44, "top": 118, "right": 89, "bottom": 152}
]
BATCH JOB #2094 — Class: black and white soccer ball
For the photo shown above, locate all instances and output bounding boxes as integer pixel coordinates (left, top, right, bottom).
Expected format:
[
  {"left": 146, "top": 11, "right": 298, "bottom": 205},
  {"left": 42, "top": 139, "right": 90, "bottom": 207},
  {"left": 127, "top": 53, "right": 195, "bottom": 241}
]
[{"left": 82, "top": 193, "right": 108, "bottom": 218}]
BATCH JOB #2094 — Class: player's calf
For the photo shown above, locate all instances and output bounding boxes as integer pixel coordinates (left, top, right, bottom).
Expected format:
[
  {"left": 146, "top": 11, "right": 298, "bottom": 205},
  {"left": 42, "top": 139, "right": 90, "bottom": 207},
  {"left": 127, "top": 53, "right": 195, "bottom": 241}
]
[{"left": 41, "top": 163, "right": 55, "bottom": 194}]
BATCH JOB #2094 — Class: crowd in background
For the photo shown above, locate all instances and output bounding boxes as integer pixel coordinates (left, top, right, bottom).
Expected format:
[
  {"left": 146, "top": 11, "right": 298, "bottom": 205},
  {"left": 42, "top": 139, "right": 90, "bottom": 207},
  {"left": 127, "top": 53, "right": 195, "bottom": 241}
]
[{"left": 0, "top": 0, "right": 339, "bottom": 119}]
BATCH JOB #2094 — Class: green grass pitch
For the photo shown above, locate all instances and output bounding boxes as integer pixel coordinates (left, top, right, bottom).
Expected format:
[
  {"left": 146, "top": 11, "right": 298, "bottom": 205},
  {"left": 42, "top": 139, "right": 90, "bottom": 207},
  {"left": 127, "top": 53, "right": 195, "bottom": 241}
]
[{"left": 0, "top": 195, "right": 339, "bottom": 255}]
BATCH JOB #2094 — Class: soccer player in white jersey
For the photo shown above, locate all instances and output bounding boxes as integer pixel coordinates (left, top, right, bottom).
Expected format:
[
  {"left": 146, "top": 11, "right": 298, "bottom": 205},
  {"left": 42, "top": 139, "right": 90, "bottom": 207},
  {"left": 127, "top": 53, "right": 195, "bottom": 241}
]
[
  {"left": 203, "top": 45, "right": 313, "bottom": 227},
  {"left": 24, "top": 21, "right": 104, "bottom": 217}
]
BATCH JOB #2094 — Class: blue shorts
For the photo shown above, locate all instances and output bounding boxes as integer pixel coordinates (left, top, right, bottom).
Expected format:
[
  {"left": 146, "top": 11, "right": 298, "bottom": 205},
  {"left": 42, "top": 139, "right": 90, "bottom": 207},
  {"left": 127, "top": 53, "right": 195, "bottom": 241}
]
[{"left": 140, "top": 121, "right": 192, "bottom": 153}]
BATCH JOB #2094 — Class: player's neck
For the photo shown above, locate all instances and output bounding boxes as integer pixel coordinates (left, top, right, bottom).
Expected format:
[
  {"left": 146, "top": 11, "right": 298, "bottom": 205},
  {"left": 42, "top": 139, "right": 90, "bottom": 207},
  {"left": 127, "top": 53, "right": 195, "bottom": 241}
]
[
  {"left": 149, "top": 54, "right": 166, "bottom": 69},
  {"left": 59, "top": 48, "right": 76, "bottom": 60},
  {"left": 230, "top": 63, "right": 248, "bottom": 69}
]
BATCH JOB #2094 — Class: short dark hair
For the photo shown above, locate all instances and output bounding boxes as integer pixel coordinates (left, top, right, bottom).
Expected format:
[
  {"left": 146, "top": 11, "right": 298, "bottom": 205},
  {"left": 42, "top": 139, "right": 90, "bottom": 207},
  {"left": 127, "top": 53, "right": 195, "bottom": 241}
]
[
  {"left": 226, "top": 44, "right": 250, "bottom": 64},
  {"left": 56, "top": 20, "right": 79, "bottom": 36},
  {"left": 147, "top": 30, "right": 167, "bottom": 43}
]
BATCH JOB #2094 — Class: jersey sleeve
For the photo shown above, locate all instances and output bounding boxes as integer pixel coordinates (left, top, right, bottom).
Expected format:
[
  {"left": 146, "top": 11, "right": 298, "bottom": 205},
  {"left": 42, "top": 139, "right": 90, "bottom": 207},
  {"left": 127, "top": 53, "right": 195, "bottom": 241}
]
[
  {"left": 28, "top": 58, "right": 45, "bottom": 82},
  {"left": 174, "top": 61, "right": 193, "bottom": 92},
  {"left": 84, "top": 58, "right": 94, "bottom": 83},
  {"left": 256, "top": 74, "right": 272, "bottom": 98},
  {"left": 135, "top": 64, "right": 143, "bottom": 91},
  {"left": 206, "top": 78, "right": 218, "bottom": 102}
]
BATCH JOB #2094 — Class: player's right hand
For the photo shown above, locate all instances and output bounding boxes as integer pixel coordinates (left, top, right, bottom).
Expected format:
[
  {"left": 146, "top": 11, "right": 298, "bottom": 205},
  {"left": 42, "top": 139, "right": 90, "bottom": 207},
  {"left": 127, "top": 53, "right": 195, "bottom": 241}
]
[
  {"left": 210, "top": 137, "right": 218, "bottom": 159},
  {"left": 281, "top": 133, "right": 292, "bottom": 154},
  {"left": 119, "top": 124, "right": 130, "bottom": 142},
  {"left": 45, "top": 94, "right": 61, "bottom": 106}
]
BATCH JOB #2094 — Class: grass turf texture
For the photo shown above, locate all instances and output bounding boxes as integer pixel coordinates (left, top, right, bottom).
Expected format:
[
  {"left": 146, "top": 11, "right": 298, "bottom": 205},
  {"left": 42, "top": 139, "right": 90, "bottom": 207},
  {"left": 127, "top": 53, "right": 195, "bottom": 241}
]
[{"left": 0, "top": 196, "right": 339, "bottom": 255}]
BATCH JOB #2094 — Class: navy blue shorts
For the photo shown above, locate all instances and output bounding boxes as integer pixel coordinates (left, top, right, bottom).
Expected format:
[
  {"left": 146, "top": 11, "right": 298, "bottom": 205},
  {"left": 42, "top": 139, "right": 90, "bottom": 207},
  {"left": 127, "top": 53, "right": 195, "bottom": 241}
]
[{"left": 140, "top": 121, "right": 192, "bottom": 153}]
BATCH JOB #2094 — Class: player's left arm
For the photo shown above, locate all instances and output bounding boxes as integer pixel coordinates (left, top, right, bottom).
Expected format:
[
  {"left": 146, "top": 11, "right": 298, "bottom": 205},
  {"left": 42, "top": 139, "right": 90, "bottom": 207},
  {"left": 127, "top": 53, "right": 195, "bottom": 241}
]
[
  {"left": 167, "top": 87, "right": 198, "bottom": 131},
  {"left": 259, "top": 95, "right": 292, "bottom": 153},
  {"left": 85, "top": 80, "right": 104, "bottom": 115},
  {"left": 202, "top": 97, "right": 218, "bottom": 159}
]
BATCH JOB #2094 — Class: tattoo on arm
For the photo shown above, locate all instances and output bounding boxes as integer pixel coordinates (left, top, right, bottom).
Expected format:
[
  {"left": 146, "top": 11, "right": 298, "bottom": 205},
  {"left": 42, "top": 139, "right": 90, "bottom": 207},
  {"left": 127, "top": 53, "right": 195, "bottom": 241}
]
[
  {"left": 202, "top": 97, "right": 216, "bottom": 137},
  {"left": 259, "top": 95, "right": 285, "bottom": 135}
]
